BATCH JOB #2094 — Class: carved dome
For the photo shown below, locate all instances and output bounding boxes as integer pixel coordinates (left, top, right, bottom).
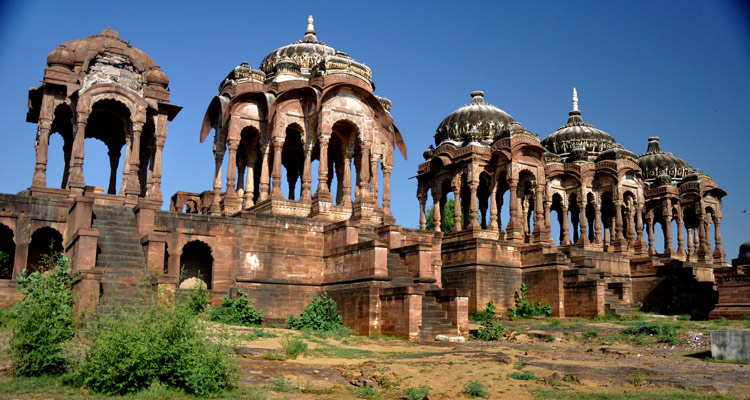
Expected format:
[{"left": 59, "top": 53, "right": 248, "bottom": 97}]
[
  {"left": 259, "top": 16, "right": 336, "bottom": 78},
  {"left": 145, "top": 66, "right": 169, "bottom": 88},
  {"left": 541, "top": 88, "right": 617, "bottom": 159},
  {"left": 740, "top": 241, "right": 750, "bottom": 259},
  {"left": 434, "top": 91, "right": 515, "bottom": 147},
  {"left": 595, "top": 143, "right": 638, "bottom": 163},
  {"left": 637, "top": 137, "right": 692, "bottom": 184},
  {"left": 45, "top": 27, "right": 156, "bottom": 72}
]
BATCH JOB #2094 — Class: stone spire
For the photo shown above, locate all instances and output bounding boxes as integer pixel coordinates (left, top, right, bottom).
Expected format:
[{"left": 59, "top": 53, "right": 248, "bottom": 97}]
[
  {"left": 572, "top": 87, "right": 579, "bottom": 111},
  {"left": 303, "top": 15, "right": 317, "bottom": 43}
]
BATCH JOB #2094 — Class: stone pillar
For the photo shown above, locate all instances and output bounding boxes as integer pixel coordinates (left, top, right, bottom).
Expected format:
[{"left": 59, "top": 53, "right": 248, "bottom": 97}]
[
  {"left": 358, "top": 142, "right": 371, "bottom": 202},
  {"left": 646, "top": 211, "right": 655, "bottom": 255},
  {"left": 107, "top": 146, "right": 121, "bottom": 195},
  {"left": 68, "top": 112, "right": 87, "bottom": 193},
  {"left": 32, "top": 118, "right": 51, "bottom": 187},
  {"left": 469, "top": 181, "right": 480, "bottom": 230},
  {"left": 418, "top": 191, "right": 427, "bottom": 230},
  {"left": 489, "top": 184, "right": 498, "bottom": 231},
  {"left": 125, "top": 121, "right": 143, "bottom": 198},
  {"left": 663, "top": 209, "right": 673, "bottom": 255},
  {"left": 687, "top": 227, "right": 694, "bottom": 258},
  {"left": 259, "top": 144, "right": 270, "bottom": 202},
  {"left": 382, "top": 163, "right": 392, "bottom": 219},
  {"left": 577, "top": 199, "right": 587, "bottom": 245},
  {"left": 614, "top": 200, "right": 624, "bottom": 241},
  {"left": 316, "top": 135, "right": 331, "bottom": 200},
  {"left": 149, "top": 135, "right": 165, "bottom": 201},
  {"left": 432, "top": 187, "right": 442, "bottom": 232},
  {"left": 301, "top": 146, "right": 313, "bottom": 201},
  {"left": 532, "top": 185, "right": 545, "bottom": 241},
  {"left": 244, "top": 156, "right": 255, "bottom": 208},
  {"left": 496, "top": 189, "right": 504, "bottom": 235},
  {"left": 271, "top": 137, "right": 284, "bottom": 199},
  {"left": 693, "top": 227, "right": 700, "bottom": 257},
  {"left": 635, "top": 205, "right": 644, "bottom": 243},
  {"left": 210, "top": 146, "right": 224, "bottom": 215},
  {"left": 452, "top": 184, "right": 462, "bottom": 232},
  {"left": 594, "top": 204, "right": 602, "bottom": 244},
  {"left": 544, "top": 198, "right": 553, "bottom": 243},
  {"left": 627, "top": 202, "right": 636, "bottom": 246},
  {"left": 676, "top": 215, "right": 686, "bottom": 256},
  {"left": 369, "top": 153, "right": 379, "bottom": 201},
  {"left": 226, "top": 138, "right": 238, "bottom": 198},
  {"left": 713, "top": 215, "right": 725, "bottom": 264},
  {"left": 506, "top": 178, "right": 522, "bottom": 241},
  {"left": 561, "top": 203, "right": 570, "bottom": 246},
  {"left": 342, "top": 151, "right": 353, "bottom": 206}
]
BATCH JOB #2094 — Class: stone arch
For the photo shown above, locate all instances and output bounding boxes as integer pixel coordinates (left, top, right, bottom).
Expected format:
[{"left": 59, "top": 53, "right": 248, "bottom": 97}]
[
  {"left": 0, "top": 224, "right": 15, "bottom": 279},
  {"left": 518, "top": 170, "right": 537, "bottom": 242},
  {"left": 586, "top": 192, "right": 597, "bottom": 243},
  {"left": 49, "top": 103, "right": 75, "bottom": 189},
  {"left": 84, "top": 98, "right": 131, "bottom": 194},
  {"left": 27, "top": 226, "right": 63, "bottom": 273},
  {"left": 237, "top": 125, "right": 263, "bottom": 207},
  {"left": 329, "top": 119, "right": 360, "bottom": 205},
  {"left": 179, "top": 240, "right": 213, "bottom": 290},
  {"left": 550, "top": 193, "right": 565, "bottom": 246},
  {"left": 280, "top": 123, "right": 305, "bottom": 200}
]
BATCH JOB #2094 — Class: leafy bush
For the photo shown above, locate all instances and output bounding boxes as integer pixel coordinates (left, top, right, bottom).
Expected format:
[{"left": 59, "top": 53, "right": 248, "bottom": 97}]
[
  {"left": 10, "top": 252, "right": 75, "bottom": 376},
  {"left": 183, "top": 283, "right": 210, "bottom": 314},
  {"left": 403, "top": 385, "right": 430, "bottom": 400},
  {"left": 507, "top": 283, "right": 552, "bottom": 319},
  {"left": 508, "top": 370, "right": 537, "bottom": 380},
  {"left": 208, "top": 289, "right": 264, "bottom": 326},
  {"left": 470, "top": 301, "right": 497, "bottom": 322},
  {"left": 286, "top": 292, "right": 348, "bottom": 334},
  {"left": 462, "top": 380, "right": 489, "bottom": 398},
  {"left": 246, "top": 327, "right": 277, "bottom": 340},
  {"left": 352, "top": 385, "right": 379, "bottom": 399},
  {"left": 280, "top": 336, "right": 307, "bottom": 359},
  {"left": 622, "top": 322, "right": 677, "bottom": 344},
  {"left": 72, "top": 290, "right": 237, "bottom": 396},
  {"left": 476, "top": 319, "right": 504, "bottom": 341},
  {"left": 584, "top": 329, "right": 599, "bottom": 339}
]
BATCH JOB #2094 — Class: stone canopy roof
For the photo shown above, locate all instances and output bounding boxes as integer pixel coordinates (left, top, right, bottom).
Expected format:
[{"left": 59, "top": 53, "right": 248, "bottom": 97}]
[{"left": 433, "top": 91, "right": 516, "bottom": 147}]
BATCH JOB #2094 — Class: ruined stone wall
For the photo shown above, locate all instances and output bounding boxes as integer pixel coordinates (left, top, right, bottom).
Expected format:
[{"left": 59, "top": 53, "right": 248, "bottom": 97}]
[
  {"left": 564, "top": 279, "right": 604, "bottom": 318},
  {"left": 523, "top": 267, "right": 565, "bottom": 317}
]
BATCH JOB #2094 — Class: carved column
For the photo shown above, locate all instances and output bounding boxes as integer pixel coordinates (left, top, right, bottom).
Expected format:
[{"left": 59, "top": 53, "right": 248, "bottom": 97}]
[
  {"left": 258, "top": 144, "right": 270, "bottom": 202},
  {"left": 432, "top": 187, "right": 442, "bottom": 233},
  {"left": 468, "top": 180, "right": 480, "bottom": 230},
  {"left": 594, "top": 203, "right": 602, "bottom": 244},
  {"left": 577, "top": 198, "right": 587, "bottom": 245},
  {"left": 68, "top": 112, "right": 87, "bottom": 193},
  {"left": 226, "top": 138, "right": 239, "bottom": 198},
  {"left": 301, "top": 146, "right": 313, "bottom": 201},
  {"left": 561, "top": 203, "right": 570, "bottom": 246},
  {"left": 358, "top": 142, "right": 371, "bottom": 202},
  {"left": 270, "top": 137, "right": 284, "bottom": 199},
  {"left": 646, "top": 211, "right": 655, "bottom": 255},
  {"left": 125, "top": 121, "right": 143, "bottom": 197},
  {"left": 676, "top": 214, "right": 686, "bottom": 256},
  {"left": 627, "top": 201, "right": 636, "bottom": 246},
  {"left": 106, "top": 146, "right": 120, "bottom": 195},
  {"left": 341, "top": 151, "right": 353, "bottom": 206},
  {"left": 452, "top": 183, "right": 462, "bottom": 232},
  {"left": 687, "top": 227, "right": 694, "bottom": 258},
  {"left": 418, "top": 191, "right": 427, "bottom": 230},
  {"left": 713, "top": 215, "right": 725, "bottom": 264},
  {"left": 544, "top": 198, "right": 553, "bottom": 243},
  {"left": 382, "top": 163, "right": 392, "bottom": 218},
  {"left": 210, "top": 144, "right": 224, "bottom": 215},
  {"left": 635, "top": 204, "right": 644, "bottom": 244},
  {"left": 315, "top": 135, "right": 330, "bottom": 200},
  {"left": 532, "top": 184, "right": 545, "bottom": 241},
  {"left": 506, "top": 178, "right": 521, "bottom": 241},
  {"left": 32, "top": 118, "right": 52, "bottom": 187},
  {"left": 149, "top": 134, "right": 165, "bottom": 201},
  {"left": 496, "top": 188, "right": 504, "bottom": 235},
  {"left": 369, "top": 153, "right": 379, "bottom": 201},
  {"left": 614, "top": 200, "right": 624, "bottom": 242},
  {"left": 244, "top": 155, "right": 256, "bottom": 208},
  {"left": 489, "top": 183, "right": 498, "bottom": 231},
  {"left": 663, "top": 203, "right": 673, "bottom": 255}
]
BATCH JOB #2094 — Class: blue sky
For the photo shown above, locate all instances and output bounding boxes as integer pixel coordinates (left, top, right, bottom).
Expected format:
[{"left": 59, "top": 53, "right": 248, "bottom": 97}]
[{"left": 0, "top": 1, "right": 748, "bottom": 258}]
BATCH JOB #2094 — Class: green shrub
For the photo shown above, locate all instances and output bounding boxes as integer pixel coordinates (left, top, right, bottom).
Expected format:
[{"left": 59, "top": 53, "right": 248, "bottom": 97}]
[
  {"left": 584, "top": 329, "right": 599, "bottom": 339},
  {"left": 621, "top": 322, "right": 677, "bottom": 344},
  {"left": 470, "top": 301, "right": 497, "bottom": 322},
  {"left": 262, "top": 351, "right": 285, "bottom": 361},
  {"left": 208, "top": 289, "right": 264, "bottom": 326},
  {"left": 508, "top": 370, "right": 537, "bottom": 381},
  {"left": 476, "top": 319, "right": 504, "bottom": 341},
  {"left": 352, "top": 385, "right": 379, "bottom": 399},
  {"left": 462, "top": 380, "right": 488, "bottom": 398},
  {"left": 513, "top": 358, "right": 526, "bottom": 370},
  {"left": 507, "top": 283, "right": 552, "bottom": 319},
  {"left": 184, "top": 283, "right": 210, "bottom": 314},
  {"left": 280, "top": 336, "right": 307, "bottom": 359},
  {"left": 286, "top": 292, "right": 348, "bottom": 333},
  {"left": 247, "top": 327, "right": 278, "bottom": 340},
  {"left": 73, "top": 290, "right": 237, "bottom": 396},
  {"left": 10, "top": 252, "right": 75, "bottom": 376},
  {"left": 403, "top": 385, "right": 430, "bottom": 400}
]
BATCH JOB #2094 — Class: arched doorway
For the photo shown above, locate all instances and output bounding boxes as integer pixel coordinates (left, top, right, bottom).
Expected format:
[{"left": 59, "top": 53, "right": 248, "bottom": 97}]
[
  {"left": 0, "top": 224, "right": 15, "bottom": 279},
  {"left": 179, "top": 241, "right": 213, "bottom": 289},
  {"left": 27, "top": 227, "right": 63, "bottom": 272}
]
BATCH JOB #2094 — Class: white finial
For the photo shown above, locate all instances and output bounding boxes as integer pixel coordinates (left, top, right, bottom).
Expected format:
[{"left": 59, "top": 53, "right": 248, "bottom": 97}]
[
  {"left": 572, "top": 87, "right": 579, "bottom": 111},
  {"left": 306, "top": 15, "right": 315, "bottom": 35}
]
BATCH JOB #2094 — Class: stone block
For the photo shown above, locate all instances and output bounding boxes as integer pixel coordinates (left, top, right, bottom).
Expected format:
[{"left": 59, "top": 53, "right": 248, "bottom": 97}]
[{"left": 711, "top": 330, "right": 750, "bottom": 363}]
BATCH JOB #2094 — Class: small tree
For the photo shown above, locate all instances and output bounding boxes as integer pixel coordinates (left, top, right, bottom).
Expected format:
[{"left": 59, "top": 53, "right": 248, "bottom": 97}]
[
  {"left": 286, "top": 292, "right": 347, "bottom": 333},
  {"left": 10, "top": 252, "right": 76, "bottom": 376},
  {"left": 507, "top": 283, "right": 552, "bottom": 319}
]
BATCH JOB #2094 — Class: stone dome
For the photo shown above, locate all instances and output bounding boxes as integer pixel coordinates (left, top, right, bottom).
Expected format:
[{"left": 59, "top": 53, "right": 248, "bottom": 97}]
[
  {"left": 595, "top": 143, "right": 638, "bottom": 163},
  {"left": 638, "top": 137, "right": 692, "bottom": 183},
  {"left": 45, "top": 27, "right": 157, "bottom": 73},
  {"left": 434, "top": 91, "right": 515, "bottom": 146},
  {"left": 145, "top": 66, "right": 169, "bottom": 87},
  {"left": 259, "top": 16, "right": 337, "bottom": 78},
  {"left": 541, "top": 88, "right": 617, "bottom": 159},
  {"left": 740, "top": 241, "right": 750, "bottom": 259}
]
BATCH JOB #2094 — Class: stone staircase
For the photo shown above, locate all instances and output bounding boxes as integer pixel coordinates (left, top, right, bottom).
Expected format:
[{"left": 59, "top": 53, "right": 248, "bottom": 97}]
[
  {"left": 419, "top": 295, "right": 458, "bottom": 340},
  {"left": 605, "top": 282, "right": 634, "bottom": 316},
  {"left": 387, "top": 251, "right": 414, "bottom": 287},
  {"left": 92, "top": 204, "right": 151, "bottom": 309}
]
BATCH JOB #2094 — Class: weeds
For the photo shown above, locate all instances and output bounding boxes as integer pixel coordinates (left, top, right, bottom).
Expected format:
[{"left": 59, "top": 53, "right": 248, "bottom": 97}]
[
  {"left": 470, "top": 301, "right": 497, "bottom": 322},
  {"left": 246, "top": 327, "right": 278, "bottom": 340},
  {"left": 508, "top": 370, "right": 537, "bottom": 381},
  {"left": 462, "top": 380, "right": 489, "bottom": 398},
  {"left": 280, "top": 336, "right": 307, "bottom": 359},
  {"left": 403, "top": 385, "right": 430, "bottom": 400},
  {"left": 629, "top": 370, "right": 647, "bottom": 386},
  {"left": 474, "top": 301, "right": 505, "bottom": 341},
  {"left": 286, "top": 292, "right": 351, "bottom": 336},
  {"left": 507, "top": 283, "right": 552, "bottom": 319},
  {"left": 208, "top": 289, "right": 264, "bottom": 326},
  {"left": 352, "top": 385, "right": 379, "bottom": 399}
]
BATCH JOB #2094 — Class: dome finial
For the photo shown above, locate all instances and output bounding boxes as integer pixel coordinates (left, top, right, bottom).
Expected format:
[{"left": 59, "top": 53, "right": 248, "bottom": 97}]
[
  {"left": 572, "top": 87, "right": 579, "bottom": 111},
  {"left": 306, "top": 15, "right": 315, "bottom": 35},
  {"left": 470, "top": 90, "right": 485, "bottom": 105}
]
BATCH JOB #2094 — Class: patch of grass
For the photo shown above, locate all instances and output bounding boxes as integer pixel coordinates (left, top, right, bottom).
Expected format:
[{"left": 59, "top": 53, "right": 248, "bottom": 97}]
[
  {"left": 352, "top": 385, "right": 379, "bottom": 399},
  {"left": 629, "top": 370, "right": 647, "bottom": 387},
  {"left": 309, "top": 342, "right": 377, "bottom": 359},
  {"left": 622, "top": 322, "right": 678, "bottom": 345},
  {"left": 246, "top": 328, "right": 277, "bottom": 340},
  {"left": 262, "top": 351, "right": 285, "bottom": 361},
  {"left": 508, "top": 370, "right": 537, "bottom": 381},
  {"left": 584, "top": 329, "right": 599, "bottom": 339},
  {"left": 270, "top": 376, "right": 294, "bottom": 392},
  {"left": 461, "top": 380, "right": 489, "bottom": 398},
  {"left": 403, "top": 385, "right": 430, "bottom": 400},
  {"left": 280, "top": 336, "right": 307, "bottom": 359},
  {"left": 532, "top": 388, "right": 735, "bottom": 399},
  {"left": 513, "top": 358, "right": 526, "bottom": 370}
]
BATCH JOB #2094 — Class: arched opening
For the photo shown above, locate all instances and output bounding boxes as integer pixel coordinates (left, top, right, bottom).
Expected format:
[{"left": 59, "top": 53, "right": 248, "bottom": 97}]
[
  {"left": 518, "top": 171, "right": 536, "bottom": 243},
  {"left": 477, "top": 174, "right": 491, "bottom": 229},
  {"left": 49, "top": 104, "right": 74, "bottom": 189},
  {"left": 600, "top": 192, "right": 615, "bottom": 250},
  {"left": 0, "top": 224, "right": 15, "bottom": 279},
  {"left": 329, "top": 121, "right": 358, "bottom": 206},
  {"left": 568, "top": 193, "right": 580, "bottom": 243},
  {"left": 237, "top": 126, "right": 262, "bottom": 207},
  {"left": 281, "top": 125, "right": 304, "bottom": 200},
  {"left": 84, "top": 99, "right": 130, "bottom": 194},
  {"left": 550, "top": 193, "right": 564, "bottom": 246},
  {"left": 27, "top": 227, "right": 63, "bottom": 273},
  {"left": 179, "top": 240, "right": 213, "bottom": 290},
  {"left": 586, "top": 193, "right": 596, "bottom": 243},
  {"left": 138, "top": 119, "right": 156, "bottom": 197}
]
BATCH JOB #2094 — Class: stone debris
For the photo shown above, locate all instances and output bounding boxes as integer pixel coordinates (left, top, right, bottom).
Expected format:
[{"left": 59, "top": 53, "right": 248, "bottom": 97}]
[{"left": 435, "top": 334, "right": 465, "bottom": 342}]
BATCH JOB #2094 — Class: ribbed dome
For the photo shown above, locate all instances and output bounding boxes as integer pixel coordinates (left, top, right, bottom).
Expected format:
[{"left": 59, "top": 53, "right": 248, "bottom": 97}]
[
  {"left": 145, "top": 66, "right": 168, "bottom": 87},
  {"left": 595, "top": 143, "right": 638, "bottom": 163},
  {"left": 259, "top": 16, "right": 336, "bottom": 78},
  {"left": 434, "top": 91, "right": 514, "bottom": 146},
  {"left": 541, "top": 89, "right": 616, "bottom": 159},
  {"left": 740, "top": 241, "right": 750, "bottom": 259},
  {"left": 637, "top": 137, "right": 692, "bottom": 183}
]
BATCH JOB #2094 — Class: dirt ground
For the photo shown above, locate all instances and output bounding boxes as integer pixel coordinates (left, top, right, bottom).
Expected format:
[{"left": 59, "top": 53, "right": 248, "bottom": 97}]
[{"left": 227, "top": 318, "right": 750, "bottom": 399}]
